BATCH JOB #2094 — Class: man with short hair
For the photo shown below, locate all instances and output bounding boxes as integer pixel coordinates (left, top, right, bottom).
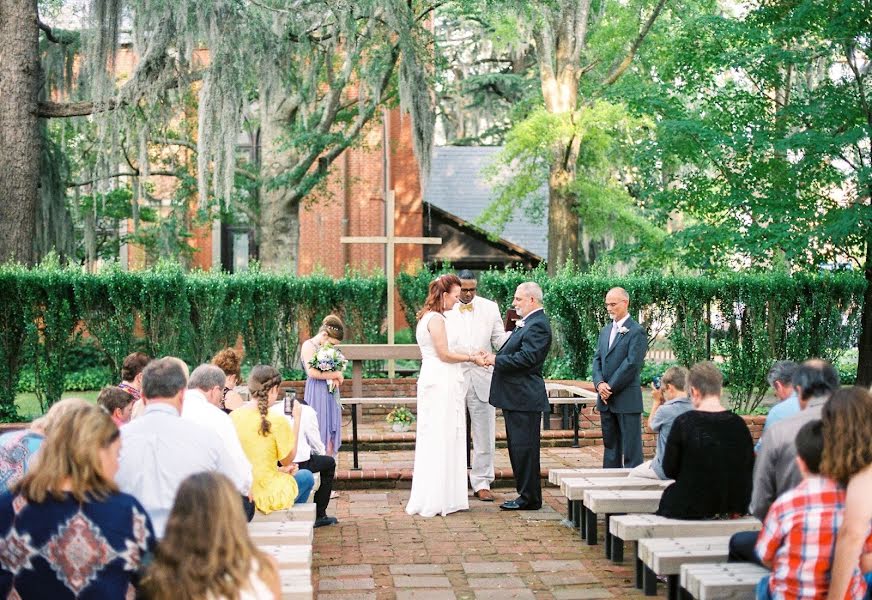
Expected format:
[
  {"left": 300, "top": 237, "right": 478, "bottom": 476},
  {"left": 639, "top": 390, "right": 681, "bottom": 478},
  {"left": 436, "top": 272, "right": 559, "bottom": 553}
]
[
  {"left": 728, "top": 359, "right": 840, "bottom": 563},
  {"left": 757, "top": 360, "right": 800, "bottom": 450},
  {"left": 97, "top": 385, "right": 135, "bottom": 426},
  {"left": 628, "top": 366, "right": 693, "bottom": 480},
  {"left": 448, "top": 269, "right": 509, "bottom": 502},
  {"left": 116, "top": 358, "right": 248, "bottom": 537},
  {"left": 591, "top": 287, "right": 648, "bottom": 468},
  {"left": 182, "top": 364, "right": 254, "bottom": 520},
  {"left": 485, "top": 282, "right": 552, "bottom": 510}
]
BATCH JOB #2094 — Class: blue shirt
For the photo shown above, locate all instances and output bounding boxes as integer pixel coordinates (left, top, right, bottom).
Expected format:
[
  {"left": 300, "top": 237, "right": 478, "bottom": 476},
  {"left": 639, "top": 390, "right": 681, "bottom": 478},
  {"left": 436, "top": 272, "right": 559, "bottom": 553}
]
[
  {"left": 756, "top": 392, "right": 800, "bottom": 452},
  {"left": 115, "top": 403, "right": 241, "bottom": 537},
  {"left": 649, "top": 396, "right": 694, "bottom": 480}
]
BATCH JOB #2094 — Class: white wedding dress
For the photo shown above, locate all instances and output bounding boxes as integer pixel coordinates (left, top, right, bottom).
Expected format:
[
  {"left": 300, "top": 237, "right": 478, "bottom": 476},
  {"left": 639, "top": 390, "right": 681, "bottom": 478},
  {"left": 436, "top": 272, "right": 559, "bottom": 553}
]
[{"left": 405, "top": 311, "right": 469, "bottom": 517}]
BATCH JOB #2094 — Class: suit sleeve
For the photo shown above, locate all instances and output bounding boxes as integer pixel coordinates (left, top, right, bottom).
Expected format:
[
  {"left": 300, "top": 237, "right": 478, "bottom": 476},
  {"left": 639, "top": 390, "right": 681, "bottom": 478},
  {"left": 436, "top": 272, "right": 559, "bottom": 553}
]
[
  {"left": 494, "top": 320, "right": 551, "bottom": 373},
  {"left": 605, "top": 327, "right": 647, "bottom": 394},
  {"left": 591, "top": 332, "right": 604, "bottom": 389},
  {"left": 661, "top": 416, "right": 684, "bottom": 480},
  {"left": 750, "top": 428, "right": 780, "bottom": 521},
  {"left": 489, "top": 303, "right": 510, "bottom": 351}
]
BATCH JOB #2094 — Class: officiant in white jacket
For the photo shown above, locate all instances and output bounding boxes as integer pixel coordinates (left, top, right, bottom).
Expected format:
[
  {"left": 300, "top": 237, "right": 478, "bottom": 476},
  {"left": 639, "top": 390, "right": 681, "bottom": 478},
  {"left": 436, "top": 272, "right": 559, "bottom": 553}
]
[{"left": 447, "top": 270, "right": 510, "bottom": 502}]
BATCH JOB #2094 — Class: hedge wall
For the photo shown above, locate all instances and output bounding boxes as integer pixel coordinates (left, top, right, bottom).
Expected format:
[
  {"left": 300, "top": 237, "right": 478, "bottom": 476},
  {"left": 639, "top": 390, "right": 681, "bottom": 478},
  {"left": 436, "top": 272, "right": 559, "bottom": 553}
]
[
  {"left": 0, "top": 262, "right": 386, "bottom": 419},
  {"left": 1, "top": 263, "right": 864, "bottom": 419},
  {"left": 398, "top": 266, "right": 865, "bottom": 412}
]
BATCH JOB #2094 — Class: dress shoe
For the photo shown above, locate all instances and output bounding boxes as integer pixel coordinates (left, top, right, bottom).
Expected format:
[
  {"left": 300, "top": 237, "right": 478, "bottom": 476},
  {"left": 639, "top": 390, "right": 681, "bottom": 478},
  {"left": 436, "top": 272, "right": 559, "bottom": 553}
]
[
  {"left": 314, "top": 516, "right": 339, "bottom": 528},
  {"left": 474, "top": 489, "right": 495, "bottom": 502},
  {"left": 500, "top": 499, "right": 541, "bottom": 511}
]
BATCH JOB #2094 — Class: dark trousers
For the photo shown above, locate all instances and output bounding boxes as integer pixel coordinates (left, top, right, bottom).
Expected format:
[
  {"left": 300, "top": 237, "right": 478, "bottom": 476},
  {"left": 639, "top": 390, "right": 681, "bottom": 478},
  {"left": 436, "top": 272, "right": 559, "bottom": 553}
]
[
  {"left": 601, "top": 410, "right": 643, "bottom": 468},
  {"left": 241, "top": 495, "right": 255, "bottom": 522},
  {"left": 728, "top": 530, "right": 763, "bottom": 565},
  {"left": 503, "top": 409, "right": 542, "bottom": 508},
  {"left": 298, "top": 454, "right": 336, "bottom": 518}
]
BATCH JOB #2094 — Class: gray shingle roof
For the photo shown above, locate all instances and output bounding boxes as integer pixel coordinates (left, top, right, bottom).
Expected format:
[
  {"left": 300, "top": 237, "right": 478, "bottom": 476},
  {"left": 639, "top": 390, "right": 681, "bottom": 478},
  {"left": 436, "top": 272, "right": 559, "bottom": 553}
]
[{"left": 424, "top": 146, "right": 548, "bottom": 260}]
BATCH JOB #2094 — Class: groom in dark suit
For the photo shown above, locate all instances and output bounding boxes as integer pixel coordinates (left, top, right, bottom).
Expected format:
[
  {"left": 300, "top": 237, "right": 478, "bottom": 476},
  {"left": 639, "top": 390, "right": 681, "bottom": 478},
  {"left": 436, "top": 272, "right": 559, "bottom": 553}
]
[
  {"left": 484, "top": 282, "right": 552, "bottom": 510},
  {"left": 592, "top": 287, "right": 647, "bottom": 468}
]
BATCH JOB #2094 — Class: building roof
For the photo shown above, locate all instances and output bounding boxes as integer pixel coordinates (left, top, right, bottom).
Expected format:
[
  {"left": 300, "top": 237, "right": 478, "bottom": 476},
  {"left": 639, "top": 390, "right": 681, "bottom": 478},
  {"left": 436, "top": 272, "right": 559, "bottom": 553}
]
[{"left": 424, "top": 146, "right": 548, "bottom": 260}]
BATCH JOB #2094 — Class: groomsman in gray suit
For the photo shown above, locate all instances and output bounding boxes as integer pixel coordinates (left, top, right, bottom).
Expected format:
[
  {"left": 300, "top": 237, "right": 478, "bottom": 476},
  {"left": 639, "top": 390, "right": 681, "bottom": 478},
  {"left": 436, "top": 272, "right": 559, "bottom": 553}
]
[
  {"left": 447, "top": 270, "right": 509, "bottom": 502},
  {"left": 591, "top": 287, "right": 648, "bottom": 468}
]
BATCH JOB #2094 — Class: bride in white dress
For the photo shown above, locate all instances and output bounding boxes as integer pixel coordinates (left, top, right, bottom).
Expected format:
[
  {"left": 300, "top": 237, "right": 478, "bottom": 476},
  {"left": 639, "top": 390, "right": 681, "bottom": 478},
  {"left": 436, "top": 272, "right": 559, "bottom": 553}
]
[{"left": 406, "top": 274, "right": 480, "bottom": 517}]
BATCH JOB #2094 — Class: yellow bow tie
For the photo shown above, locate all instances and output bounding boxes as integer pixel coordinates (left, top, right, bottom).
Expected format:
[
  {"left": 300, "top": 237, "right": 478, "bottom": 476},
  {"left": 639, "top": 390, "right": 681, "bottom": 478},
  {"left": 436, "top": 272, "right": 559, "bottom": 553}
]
[{"left": 459, "top": 303, "right": 474, "bottom": 313}]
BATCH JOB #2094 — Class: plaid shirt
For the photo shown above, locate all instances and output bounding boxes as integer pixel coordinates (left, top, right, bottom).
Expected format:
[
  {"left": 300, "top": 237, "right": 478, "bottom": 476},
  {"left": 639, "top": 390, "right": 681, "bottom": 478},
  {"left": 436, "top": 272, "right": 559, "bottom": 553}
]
[
  {"left": 117, "top": 381, "right": 141, "bottom": 402},
  {"left": 756, "top": 475, "right": 872, "bottom": 600}
]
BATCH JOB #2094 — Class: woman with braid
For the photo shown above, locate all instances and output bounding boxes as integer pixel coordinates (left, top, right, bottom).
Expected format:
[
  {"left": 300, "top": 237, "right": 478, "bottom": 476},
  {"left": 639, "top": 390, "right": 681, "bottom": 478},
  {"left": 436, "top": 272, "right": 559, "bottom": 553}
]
[{"left": 231, "top": 365, "right": 314, "bottom": 513}]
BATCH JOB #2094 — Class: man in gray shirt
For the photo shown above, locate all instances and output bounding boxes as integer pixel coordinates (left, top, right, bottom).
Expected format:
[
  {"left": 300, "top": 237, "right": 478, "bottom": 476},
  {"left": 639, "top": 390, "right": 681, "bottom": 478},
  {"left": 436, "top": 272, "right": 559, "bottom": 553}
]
[
  {"left": 629, "top": 366, "right": 693, "bottom": 480},
  {"left": 728, "top": 358, "right": 840, "bottom": 563}
]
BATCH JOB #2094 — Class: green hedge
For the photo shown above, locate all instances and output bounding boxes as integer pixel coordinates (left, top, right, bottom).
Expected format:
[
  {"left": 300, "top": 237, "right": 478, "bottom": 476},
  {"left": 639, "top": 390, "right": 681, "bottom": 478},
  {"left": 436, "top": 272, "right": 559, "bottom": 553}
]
[
  {"left": 0, "top": 262, "right": 864, "bottom": 419},
  {"left": 0, "top": 262, "right": 386, "bottom": 420}
]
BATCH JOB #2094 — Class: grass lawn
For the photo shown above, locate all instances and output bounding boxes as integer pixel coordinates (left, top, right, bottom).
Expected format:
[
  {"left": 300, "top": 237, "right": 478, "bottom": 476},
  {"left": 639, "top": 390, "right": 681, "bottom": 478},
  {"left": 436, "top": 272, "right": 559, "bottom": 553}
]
[{"left": 15, "top": 391, "right": 100, "bottom": 420}]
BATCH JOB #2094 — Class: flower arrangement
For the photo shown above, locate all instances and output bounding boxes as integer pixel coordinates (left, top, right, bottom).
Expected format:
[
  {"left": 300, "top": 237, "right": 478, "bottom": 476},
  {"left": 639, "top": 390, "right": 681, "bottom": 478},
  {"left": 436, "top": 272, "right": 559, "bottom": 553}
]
[
  {"left": 386, "top": 406, "right": 415, "bottom": 426},
  {"left": 308, "top": 343, "right": 348, "bottom": 393}
]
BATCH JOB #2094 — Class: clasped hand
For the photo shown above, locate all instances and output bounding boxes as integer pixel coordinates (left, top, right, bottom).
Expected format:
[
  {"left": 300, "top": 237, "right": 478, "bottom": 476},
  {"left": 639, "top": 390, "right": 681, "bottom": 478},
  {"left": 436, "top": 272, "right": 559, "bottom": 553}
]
[{"left": 471, "top": 350, "right": 495, "bottom": 368}]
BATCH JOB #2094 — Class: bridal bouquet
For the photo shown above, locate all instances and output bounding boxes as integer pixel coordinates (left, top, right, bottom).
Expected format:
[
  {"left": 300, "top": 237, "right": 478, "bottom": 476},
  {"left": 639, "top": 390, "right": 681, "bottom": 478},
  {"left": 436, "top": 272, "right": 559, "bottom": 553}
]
[{"left": 309, "top": 344, "right": 348, "bottom": 393}]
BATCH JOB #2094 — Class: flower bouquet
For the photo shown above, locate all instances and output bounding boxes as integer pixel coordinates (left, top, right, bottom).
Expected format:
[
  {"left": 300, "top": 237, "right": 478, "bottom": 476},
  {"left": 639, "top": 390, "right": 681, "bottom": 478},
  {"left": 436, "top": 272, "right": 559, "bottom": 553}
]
[
  {"left": 386, "top": 406, "right": 415, "bottom": 432},
  {"left": 308, "top": 343, "right": 348, "bottom": 393}
]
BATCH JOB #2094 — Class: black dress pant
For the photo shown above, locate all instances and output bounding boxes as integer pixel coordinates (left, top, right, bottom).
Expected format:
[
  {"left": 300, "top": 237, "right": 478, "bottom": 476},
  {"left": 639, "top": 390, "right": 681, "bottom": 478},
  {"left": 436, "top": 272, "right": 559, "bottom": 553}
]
[
  {"left": 298, "top": 454, "right": 336, "bottom": 518},
  {"left": 600, "top": 410, "right": 644, "bottom": 468},
  {"left": 503, "top": 409, "right": 542, "bottom": 508},
  {"left": 241, "top": 495, "right": 255, "bottom": 522},
  {"left": 728, "top": 530, "right": 763, "bottom": 565}
]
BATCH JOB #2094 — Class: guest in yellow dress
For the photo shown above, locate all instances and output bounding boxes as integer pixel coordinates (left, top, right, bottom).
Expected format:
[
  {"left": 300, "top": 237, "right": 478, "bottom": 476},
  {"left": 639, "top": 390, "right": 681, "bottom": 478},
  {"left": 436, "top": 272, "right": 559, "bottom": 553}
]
[{"left": 231, "top": 365, "right": 313, "bottom": 513}]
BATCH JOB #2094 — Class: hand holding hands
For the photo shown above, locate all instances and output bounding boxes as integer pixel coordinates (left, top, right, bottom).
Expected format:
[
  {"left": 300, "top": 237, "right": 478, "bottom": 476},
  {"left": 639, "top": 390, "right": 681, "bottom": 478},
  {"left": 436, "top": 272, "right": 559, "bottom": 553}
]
[
  {"left": 279, "top": 463, "right": 299, "bottom": 475},
  {"left": 597, "top": 382, "right": 612, "bottom": 402},
  {"left": 471, "top": 351, "right": 496, "bottom": 367}
]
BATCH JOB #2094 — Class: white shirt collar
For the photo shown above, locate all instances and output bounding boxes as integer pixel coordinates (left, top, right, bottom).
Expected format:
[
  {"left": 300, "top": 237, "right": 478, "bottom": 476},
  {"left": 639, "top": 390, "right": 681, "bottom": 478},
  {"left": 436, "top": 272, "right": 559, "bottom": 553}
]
[
  {"left": 522, "top": 307, "right": 544, "bottom": 319},
  {"left": 613, "top": 314, "right": 630, "bottom": 328}
]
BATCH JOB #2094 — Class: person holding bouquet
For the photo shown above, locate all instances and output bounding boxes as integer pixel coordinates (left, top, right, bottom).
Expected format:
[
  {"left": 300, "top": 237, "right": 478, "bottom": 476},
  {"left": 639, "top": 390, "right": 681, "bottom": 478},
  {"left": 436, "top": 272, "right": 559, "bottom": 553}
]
[{"left": 301, "top": 315, "right": 346, "bottom": 460}]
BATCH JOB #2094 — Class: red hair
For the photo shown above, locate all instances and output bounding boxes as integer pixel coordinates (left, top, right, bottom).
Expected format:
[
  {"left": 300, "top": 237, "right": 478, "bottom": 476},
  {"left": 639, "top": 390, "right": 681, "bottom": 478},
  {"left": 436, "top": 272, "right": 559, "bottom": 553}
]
[{"left": 416, "top": 274, "right": 461, "bottom": 320}]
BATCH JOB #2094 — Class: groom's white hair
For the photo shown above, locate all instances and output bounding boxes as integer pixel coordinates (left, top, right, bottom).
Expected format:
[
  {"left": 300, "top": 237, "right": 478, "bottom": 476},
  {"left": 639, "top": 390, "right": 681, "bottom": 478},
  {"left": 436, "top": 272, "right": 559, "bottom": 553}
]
[{"left": 517, "top": 282, "right": 543, "bottom": 303}]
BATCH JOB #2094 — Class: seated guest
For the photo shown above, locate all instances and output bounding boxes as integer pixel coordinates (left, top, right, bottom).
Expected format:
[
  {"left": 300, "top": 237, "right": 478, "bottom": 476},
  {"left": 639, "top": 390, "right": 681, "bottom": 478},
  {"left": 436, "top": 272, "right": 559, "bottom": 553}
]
[
  {"left": 655, "top": 361, "right": 754, "bottom": 519},
  {"left": 115, "top": 358, "right": 248, "bottom": 537},
  {"left": 629, "top": 366, "right": 692, "bottom": 480},
  {"left": 757, "top": 360, "right": 799, "bottom": 451},
  {"left": 756, "top": 415, "right": 872, "bottom": 600},
  {"left": 0, "top": 397, "right": 89, "bottom": 493},
  {"left": 97, "top": 385, "right": 135, "bottom": 426},
  {"left": 231, "top": 365, "right": 314, "bottom": 514},
  {"left": 269, "top": 397, "right": 338, "bottom": 527},
  {"left": 142, "top": 472, "right": 280, "bottom": 600},
  {"left": 0, "top": 404, "right": 156, "bottom": 598},
  {"left": 182, "top": 364, "right": 254, "bottom": 520},
  {"left": 119, "top": 351, "right": 150, "bottom": 419},
  {"left": 819, "top": 388, "right": 872, "bottom": 600},
  {"left": 212, "top": 347, "right": 246, "bottom": 412}
]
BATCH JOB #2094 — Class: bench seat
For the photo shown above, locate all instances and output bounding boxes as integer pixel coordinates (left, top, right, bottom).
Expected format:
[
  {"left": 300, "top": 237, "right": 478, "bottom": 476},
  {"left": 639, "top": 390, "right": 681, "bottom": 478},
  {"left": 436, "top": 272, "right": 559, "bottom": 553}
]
[
  {"left": 680, "top": 562, "right": 768, "bottom": 600},
  {"left": 248, "top": 521, "right": 315, "bottom": 545},
  {"left": 638, "top": 536, "right": 732, "bottom": 599}
]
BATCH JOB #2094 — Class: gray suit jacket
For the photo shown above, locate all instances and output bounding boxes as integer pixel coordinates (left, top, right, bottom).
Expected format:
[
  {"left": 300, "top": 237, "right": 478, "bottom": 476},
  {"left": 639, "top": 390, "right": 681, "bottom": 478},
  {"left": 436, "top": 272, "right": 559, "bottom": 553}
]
[{"left": 591, "top": 317, "right": 647, "bottom": 414}]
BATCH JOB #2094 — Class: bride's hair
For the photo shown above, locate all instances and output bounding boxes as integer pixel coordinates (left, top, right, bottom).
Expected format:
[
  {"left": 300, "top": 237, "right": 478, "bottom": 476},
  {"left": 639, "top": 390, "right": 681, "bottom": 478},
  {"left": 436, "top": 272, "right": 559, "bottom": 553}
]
[{"left": 416, "top": 274, "right": 461, "bottom": 320}]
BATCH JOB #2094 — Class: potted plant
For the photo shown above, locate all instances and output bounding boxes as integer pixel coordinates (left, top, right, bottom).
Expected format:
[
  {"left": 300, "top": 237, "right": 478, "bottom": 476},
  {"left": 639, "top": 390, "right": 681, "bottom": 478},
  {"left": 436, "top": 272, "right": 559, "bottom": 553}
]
[{"left": 386, "top": 406, "right": 415, "bottom": 432}]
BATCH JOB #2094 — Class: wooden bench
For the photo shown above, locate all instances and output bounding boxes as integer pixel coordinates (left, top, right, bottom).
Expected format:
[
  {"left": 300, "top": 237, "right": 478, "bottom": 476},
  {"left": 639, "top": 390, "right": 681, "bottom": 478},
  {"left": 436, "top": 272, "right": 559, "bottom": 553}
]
[
  {"left": 607, "top": 514, "right": 761, "bottom": 588},
  {"left": 548, "top": 468, "right": 632, "bottom": 524},
  {"left": 561, "top": 477, "right": 672, "bottom": 546},
  {"left": 583, "top": 489, "right": 665, "bottom": 559},
  {"left": 253, "top": 502, "right": 318, "bottom": 523},
  {"left": 680, "top": 562, "right": 768, "bottom": 600},
  {"left": 279, "top": 569, "right": 316, "bottom": 600},
  {"left": 256, "top": 544, "right": 313, "bottom": 569},
  {"left": 250, "top": 516, "right": 317, "bottom": 599},
  {"left": 248, "top": 521, "right": 315, "bottom": 545},
  {"left": 638, "top": 536, "right": 732, "bottom": 599}
]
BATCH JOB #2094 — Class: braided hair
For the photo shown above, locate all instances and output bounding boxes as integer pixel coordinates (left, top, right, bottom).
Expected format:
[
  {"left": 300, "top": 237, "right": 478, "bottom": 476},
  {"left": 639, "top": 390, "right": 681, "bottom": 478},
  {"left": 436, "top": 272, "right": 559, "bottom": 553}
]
[
  {"left": 247, "top": 365, "right": 282, "bottom": 437},
  {"left": 319, "top": 314, "right": 345, "bottom": 342}
]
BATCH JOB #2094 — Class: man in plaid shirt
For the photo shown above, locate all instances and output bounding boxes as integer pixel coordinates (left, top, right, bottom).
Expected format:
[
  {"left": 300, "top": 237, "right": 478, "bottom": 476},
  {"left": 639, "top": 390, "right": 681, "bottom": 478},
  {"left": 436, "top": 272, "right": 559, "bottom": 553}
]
[{"left": 755, "top": 420, "right": 872, "bottom": 600}]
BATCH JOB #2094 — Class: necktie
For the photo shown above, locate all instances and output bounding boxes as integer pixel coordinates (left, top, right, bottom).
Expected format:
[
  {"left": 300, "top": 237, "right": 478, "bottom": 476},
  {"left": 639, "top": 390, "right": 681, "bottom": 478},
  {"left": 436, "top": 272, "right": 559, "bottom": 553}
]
[
  {"left": 459, "top": 303, "right": 474, "bottom": 313},
  {"left": 608, "top": 322, "right": 619, "bottom": 348}
]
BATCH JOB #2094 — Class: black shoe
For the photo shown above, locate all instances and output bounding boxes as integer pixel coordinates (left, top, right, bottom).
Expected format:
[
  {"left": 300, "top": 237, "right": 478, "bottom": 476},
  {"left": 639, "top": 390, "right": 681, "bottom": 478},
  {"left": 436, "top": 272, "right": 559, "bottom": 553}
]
[
  {"left": 500, "top": 499, "right": 542, "bottom": 511},
  {"left": 314, "top": 516, "right": 338, "bottom": 528}
]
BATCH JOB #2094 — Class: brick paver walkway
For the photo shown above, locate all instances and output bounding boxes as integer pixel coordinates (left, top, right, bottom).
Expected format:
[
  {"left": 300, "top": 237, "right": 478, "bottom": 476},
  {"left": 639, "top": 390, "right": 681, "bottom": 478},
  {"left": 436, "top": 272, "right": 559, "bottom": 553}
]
[{"left": 313, "top": 445, "right": 665, "bottom": 599}]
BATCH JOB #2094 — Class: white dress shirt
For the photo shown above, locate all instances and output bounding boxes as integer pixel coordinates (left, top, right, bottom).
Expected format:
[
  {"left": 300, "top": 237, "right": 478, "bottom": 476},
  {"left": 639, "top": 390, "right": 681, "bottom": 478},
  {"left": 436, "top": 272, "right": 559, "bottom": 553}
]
[
  {"left": 116, "top": 403, "right": 246, "bottom": 538},
  {"left": 181, "top": 388, "right": 253, "bottom": 494},
  {"left": 448, "top": 295, "right": 510, "bottom": 401},
  {"left": 609, "top": 314, "right": 630, "bottom": 348},
  {"left": 268, "top": 403, "right": 325, "bottom": 463}
]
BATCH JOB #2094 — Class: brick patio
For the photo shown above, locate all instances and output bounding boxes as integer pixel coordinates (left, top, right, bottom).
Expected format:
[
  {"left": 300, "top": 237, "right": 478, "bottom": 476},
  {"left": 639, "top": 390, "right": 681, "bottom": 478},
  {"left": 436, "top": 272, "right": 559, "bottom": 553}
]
[{"left": 313, "top": 444, "right": 666, "bottom": 599}]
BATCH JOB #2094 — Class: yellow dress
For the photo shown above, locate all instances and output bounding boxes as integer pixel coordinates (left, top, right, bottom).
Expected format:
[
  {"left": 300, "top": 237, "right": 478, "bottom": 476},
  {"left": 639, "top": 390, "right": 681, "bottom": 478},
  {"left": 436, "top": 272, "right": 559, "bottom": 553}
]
[{"left": 231, "top": 408, "right": 298, "bottom": 513}]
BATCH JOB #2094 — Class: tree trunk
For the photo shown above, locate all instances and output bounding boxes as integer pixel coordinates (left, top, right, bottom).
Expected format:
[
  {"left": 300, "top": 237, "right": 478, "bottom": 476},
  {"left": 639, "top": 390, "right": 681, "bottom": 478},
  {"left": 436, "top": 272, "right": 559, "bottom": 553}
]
[
  {"left": 0, "top": 0, "right": 40, "bottom": 265},
  {"left": 856, "top": 240, "right": 872, "bottom": 387},
  {"left": 258, "top": 92, "right": 300, "bottom": 273},
  {"left": 547, "top": 164, "right": 580, "bottom": 275}
]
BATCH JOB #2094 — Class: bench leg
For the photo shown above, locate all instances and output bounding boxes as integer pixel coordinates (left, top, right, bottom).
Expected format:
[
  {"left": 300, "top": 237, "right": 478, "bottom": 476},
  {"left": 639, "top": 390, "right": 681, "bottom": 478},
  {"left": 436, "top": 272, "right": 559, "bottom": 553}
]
[
  {"left": 578, "top": 501, "right": 585, "bottom": 533},
  {"left": 635, "top": 551, "right": 643, "bottom": 589},
  {"left": 643, "top": 565, "right": 658, "bottom": 596},
  {"left": 667, "top": 575, "right": 679, "bottom": 600},
  {"left": 611, "top": 536, "right": 624, "bottom": 563},
  {"left": 604, "top": 514, "right": 612, "bottom": 558},
  {"left": 679, "top": 587, "right": 694, "bottom": 600},
  {"left": 566, "top": 498, "right": 573, "bottom": 523},
  {"left": 585, "top": 507, "right": 597, "bottom": 545}
]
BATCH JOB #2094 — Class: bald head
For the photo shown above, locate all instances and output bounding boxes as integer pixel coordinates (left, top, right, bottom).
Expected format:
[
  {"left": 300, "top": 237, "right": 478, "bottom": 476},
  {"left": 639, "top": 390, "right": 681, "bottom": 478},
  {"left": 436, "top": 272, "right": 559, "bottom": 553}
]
[{"left": 605, "top": 287, "right": 630, "bottom": 321}]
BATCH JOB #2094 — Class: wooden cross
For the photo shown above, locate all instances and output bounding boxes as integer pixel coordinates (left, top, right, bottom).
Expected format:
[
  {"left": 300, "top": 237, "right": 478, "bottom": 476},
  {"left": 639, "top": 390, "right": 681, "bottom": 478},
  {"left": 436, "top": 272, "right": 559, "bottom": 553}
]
[{"left": 340, "top": 190, "right": 441, "bottom": 376}]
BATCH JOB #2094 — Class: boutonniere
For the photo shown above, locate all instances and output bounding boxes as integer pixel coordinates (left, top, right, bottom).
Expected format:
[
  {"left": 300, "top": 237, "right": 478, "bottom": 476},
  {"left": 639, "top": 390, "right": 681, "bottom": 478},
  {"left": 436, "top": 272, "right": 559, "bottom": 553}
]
[
  {"left": 618, "top": 326, "right": 629, "bottom": 335},
  {"left": 515, "top": 319, "right": 526, "bottom": 328}
]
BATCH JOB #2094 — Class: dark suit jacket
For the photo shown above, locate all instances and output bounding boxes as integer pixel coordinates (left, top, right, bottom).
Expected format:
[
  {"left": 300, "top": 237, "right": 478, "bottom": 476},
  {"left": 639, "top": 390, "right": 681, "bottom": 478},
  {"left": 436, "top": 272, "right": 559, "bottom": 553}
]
[
  {"left": 489, "top": 309, "right": 552, "bottom": 413},
  {"left": 591, "top": 317, "right": 647, "bottom": 414}
]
